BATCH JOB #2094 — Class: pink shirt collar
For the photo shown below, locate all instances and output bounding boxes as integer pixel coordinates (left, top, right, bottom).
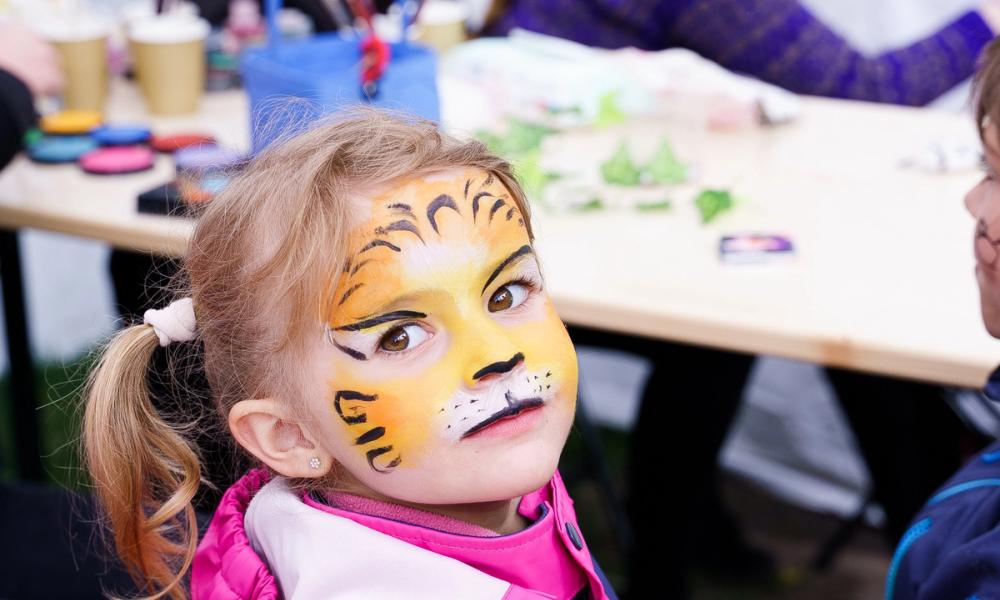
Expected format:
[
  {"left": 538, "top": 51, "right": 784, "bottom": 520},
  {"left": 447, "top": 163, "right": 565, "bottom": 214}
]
[
  {"left": 193, "top": 468, "right": 613, "bottom": 600},
  {"left": 302, "top": 470, "right": 608, "bottom": 600}
]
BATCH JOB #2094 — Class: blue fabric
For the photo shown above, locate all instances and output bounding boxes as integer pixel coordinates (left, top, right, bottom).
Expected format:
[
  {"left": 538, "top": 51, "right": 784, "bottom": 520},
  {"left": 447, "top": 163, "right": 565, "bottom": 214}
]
[
  {"left": 887, "top": 439, "right": 1000, "bottom": 600},
  {"left": 983, "top": 364, "right": 1000, "bottom": 403},
  {"left": 592, "top": 557, "right": 620, "bottom": 600},
  {"left": 886, "top": 518, "right": 931, "bottom": 600}
]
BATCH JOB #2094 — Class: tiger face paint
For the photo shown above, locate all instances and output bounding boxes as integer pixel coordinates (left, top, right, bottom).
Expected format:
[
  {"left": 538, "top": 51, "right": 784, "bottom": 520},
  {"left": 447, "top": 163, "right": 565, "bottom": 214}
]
[{"left": 315, "top": 168, "right": 578, "bottom": 504}]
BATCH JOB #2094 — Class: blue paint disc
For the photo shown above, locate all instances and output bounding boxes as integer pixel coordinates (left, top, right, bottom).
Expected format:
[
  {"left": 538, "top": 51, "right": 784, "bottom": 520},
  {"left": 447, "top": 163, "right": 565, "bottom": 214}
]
[
  {"left": 91, "top": 125, "right": 152, "bottom": 146},
  {"left": 26, "top": 135, "right": 99, "bottom": 163}
]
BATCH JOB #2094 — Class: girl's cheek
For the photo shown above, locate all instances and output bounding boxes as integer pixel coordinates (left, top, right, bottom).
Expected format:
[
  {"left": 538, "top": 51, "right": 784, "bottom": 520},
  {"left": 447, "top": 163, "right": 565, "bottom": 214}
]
[{"left": 966, "top": 186, "right": 981, "bottom": 217}]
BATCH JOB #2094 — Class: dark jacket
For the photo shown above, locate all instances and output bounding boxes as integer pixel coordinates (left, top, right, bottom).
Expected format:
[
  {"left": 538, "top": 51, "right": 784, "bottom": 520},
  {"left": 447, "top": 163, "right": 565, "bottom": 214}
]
[{"left": 888, "top": 368, "right": 1000, "bottom": 599}]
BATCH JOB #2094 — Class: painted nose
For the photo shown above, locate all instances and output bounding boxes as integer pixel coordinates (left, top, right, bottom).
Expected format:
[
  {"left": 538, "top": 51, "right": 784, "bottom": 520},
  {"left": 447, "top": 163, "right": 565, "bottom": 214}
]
[{"left": 472, "top": 352, "right": 524, "bottom": 383}]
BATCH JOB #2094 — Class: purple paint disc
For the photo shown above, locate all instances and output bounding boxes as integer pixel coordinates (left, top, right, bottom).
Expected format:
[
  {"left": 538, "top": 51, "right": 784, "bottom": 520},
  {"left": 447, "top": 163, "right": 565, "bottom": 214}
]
[{"left": 173, "top": 145, "right": 244, "bottom": 174}]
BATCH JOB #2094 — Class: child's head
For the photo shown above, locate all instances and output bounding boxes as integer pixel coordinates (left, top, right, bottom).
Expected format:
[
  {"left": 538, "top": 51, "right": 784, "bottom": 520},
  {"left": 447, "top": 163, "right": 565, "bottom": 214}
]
[
  {"left": 970, "top": 39, "right": 1000, "bottom": 337},
  {"left": 83, "top": 111, "right": 578, "bottom": 598}
]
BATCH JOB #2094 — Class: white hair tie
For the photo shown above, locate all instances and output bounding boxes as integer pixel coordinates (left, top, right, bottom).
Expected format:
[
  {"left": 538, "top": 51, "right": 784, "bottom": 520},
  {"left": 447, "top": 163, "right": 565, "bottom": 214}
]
[{"left": 143, "top": 297, "right": 197, "bottom": 347}]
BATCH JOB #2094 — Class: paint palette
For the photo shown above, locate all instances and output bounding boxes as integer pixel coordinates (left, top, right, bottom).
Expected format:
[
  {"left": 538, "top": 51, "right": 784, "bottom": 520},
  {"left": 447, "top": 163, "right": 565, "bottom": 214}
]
[
  {"left": 26, "top": 135, "right": 99, "bottom": 164},
  {"left": 40, "top": 110, "right": 103, "bottom": 135},
  {"left": 174, "top": 145, "right": 243, "bottom": 203},
  {"left": 91, "top": 124, "right": 152, "bottom": 146},
  {"left": 79, "top": 145, "right": 155, "bottom": 175}
]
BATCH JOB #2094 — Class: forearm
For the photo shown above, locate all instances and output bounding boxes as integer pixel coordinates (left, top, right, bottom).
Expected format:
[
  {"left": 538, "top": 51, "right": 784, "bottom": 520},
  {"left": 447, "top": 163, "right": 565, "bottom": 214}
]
[{"left": 668, "top": 0, "right": 994, "bottom": 106}]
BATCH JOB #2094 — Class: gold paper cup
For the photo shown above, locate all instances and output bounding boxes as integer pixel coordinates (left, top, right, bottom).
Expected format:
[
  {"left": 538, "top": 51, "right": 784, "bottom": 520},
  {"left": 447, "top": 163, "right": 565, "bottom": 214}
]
[
  {"left": 129, "top": 16, "right": 209, "bottom": 115},
  {"left": 41, "top": 22, "right": 109, "bottom": 111},
  {"left": 414, "top": 1, "right": 468, "bottom": 53}
]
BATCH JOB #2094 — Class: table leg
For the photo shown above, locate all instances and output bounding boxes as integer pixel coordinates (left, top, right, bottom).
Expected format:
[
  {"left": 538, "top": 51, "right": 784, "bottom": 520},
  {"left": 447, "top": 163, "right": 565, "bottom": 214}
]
[{"left": 0, "top": 229, "right": 41, "bottom": 480}]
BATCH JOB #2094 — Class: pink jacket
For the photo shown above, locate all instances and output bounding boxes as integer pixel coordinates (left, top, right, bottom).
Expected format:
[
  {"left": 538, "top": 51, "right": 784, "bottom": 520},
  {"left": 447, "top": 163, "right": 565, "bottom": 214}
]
[{"left": 191, "top": 468, "right": 618, "bottom": 599}]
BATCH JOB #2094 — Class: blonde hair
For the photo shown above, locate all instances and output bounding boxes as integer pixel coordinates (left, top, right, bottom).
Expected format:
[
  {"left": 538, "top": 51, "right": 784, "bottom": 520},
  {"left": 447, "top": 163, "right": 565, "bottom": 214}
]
[{"left": 82, "top": 110, "right": 533, "bottom": 600}]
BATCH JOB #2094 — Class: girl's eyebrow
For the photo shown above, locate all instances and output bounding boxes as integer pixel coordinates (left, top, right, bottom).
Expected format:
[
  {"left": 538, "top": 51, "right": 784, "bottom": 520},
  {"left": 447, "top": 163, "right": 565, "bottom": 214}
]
[
  {"left": 335, "top": 310, "right": 427, "bottom": 332},
  {"left": 482, "top": 245, "right": 533, "bottom": 294}
]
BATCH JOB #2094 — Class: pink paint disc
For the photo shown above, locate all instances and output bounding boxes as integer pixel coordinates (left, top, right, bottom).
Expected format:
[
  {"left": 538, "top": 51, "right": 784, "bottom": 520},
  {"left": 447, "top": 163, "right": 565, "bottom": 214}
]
[{"left": 78, "top": 145, "right": 155, "bottom": 175}]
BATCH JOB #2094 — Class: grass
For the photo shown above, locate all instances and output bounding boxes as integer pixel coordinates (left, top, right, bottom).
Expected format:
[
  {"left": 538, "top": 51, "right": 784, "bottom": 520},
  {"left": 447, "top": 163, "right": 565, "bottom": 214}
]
[
  {"left": 0, "top": 354, "right": 94, "bottom": 487},
  {"left": 559, "top": 423, "right": 634, "bottom": 592}
]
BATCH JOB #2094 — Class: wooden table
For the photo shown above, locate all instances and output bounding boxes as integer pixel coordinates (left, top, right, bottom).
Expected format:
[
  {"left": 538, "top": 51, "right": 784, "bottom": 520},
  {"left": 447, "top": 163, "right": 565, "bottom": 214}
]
[
  {"left": 532, "top": 102, "right": 994, "bottom": 389},
  {"left": 0, "top": 81, "right": 994, "bottom": 476}
]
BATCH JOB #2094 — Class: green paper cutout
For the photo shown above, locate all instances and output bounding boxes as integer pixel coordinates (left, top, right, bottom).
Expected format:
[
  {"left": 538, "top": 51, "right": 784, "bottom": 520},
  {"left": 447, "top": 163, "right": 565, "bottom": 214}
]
[
  {"left": 595, "top": 92, "right": 627, "bottom": 128},
  {"left": 574, "top": 197, "right": 606, "bottom": 212},
  {"left": 477, "top": 121, "right": 561, "bottom": 200},
  {"left": 601, "top": 143, "right": 642, "bottom": 186},
  {"left": 694, "top": 189, "right": 734, "bottom": 224},
  {"left": 477, "top": 120, "right": 554, "bottom": 157},
  {"left": 646, "top": 139, "right": 687, "bottom": 184},
  {"left": 635, "top": 199, "right": 672, "bottom": 212}
]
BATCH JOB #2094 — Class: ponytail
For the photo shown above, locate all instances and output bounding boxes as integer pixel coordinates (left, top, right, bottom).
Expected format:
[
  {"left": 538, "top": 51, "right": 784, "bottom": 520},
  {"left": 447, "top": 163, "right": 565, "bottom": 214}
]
[{"left": 82, "top": 324, "right": 201, "bottom": 600}]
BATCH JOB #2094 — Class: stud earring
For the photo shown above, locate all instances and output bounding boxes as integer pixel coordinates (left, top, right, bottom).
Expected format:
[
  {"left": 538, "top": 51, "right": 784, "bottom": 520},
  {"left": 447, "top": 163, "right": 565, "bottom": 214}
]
[{"left": 309, "top": 457, "right": 322, "bottom": 470}]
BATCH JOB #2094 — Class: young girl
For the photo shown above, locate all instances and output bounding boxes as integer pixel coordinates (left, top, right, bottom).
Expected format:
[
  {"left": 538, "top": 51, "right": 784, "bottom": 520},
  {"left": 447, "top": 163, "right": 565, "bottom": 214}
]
[
  {"left": 886, "top": 39, "right": 1000, "bottom": 600},
  {"left": 82, "top": 111, "right": 618, "bottom": 600}
]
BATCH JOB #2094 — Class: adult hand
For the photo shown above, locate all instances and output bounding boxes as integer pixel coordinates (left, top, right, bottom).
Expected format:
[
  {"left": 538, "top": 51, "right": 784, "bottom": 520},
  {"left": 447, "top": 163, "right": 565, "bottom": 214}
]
[
  {"left": 982, "top": 0, "right": 1000, "bottom": 35},
  {"left": 0, "top": 24, "right": 63, "bottom": 97}
]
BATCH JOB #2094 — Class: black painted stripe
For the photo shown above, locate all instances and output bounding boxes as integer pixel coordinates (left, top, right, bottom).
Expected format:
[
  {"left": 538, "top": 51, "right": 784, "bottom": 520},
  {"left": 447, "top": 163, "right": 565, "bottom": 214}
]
[
  {"left": 334, "top": 390, "right": 377, "bottom": 424},
  {"left": 427, "top": 194, "right": 460, "bottom": 234},
  {"left": 387, "top": 203, "right": 416, "bottom": 219},
  {"left": 333, "top": 340, "right": 366, "bottom": 361},
  {"left": 481, "top": 245, "right": 533, "bottom": 293},
  {"left": 376, "top": 220, "right": 424, "bottom": 243},
  {"left": 489, "top": 198, "right": 506, "bottom": 222},
  {"left": 366, "top": 446, "right": 402, "bottom": 473},
  {"left": 471, "top": 191, "right": 492, "bottom": 221},
  {"left": 350, "top": 259, "right": 372, "bottom": 276},
  {"left": 472, "top": 352, "right": 524, "bottom": 380},
  {"left": 338, "top": 283, "right": 363, "bottom": 306},
  {"left": 335, "top": 310, "right": 427, "bottom": 332},
  {"left": 355, "top": 427, "right": 386, "bottom": 445},
  {"left": 359, "top": 239, "right": 401, "bottom": 254}
]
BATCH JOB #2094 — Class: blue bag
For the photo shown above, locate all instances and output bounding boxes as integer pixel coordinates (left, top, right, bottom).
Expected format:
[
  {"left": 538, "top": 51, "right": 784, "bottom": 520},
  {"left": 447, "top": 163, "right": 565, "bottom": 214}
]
[{"left": 241, "top": 0, "right": 440, "bottom": 152}]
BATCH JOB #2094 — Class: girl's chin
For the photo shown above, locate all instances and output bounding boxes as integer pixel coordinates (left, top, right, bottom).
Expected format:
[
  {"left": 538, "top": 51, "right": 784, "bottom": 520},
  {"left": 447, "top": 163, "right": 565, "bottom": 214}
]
[{"left": 370, "top": 455, "right": 561, "bottom": 505}]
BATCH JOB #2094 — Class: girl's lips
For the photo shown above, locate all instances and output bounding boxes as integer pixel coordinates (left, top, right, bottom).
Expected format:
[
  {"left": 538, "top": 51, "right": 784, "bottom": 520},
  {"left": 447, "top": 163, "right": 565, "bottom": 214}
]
[{"left": 461, "top": 402, "right": 544, "bottom": 441}]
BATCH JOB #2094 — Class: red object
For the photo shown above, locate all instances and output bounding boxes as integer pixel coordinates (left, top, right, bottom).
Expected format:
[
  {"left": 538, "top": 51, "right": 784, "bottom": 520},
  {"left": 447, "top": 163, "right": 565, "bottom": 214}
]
[
  {"left": 150, "top": 133, "right": 217, "bottom": 153},
  {"left": 361, "top": 34, "right": 390, "bottom": 85},
  {"left": 344, "top": 0, "right": 389, "bottom": 92},
  {"left": 78, "top": 146, "right": 155, "bottom": 175}
]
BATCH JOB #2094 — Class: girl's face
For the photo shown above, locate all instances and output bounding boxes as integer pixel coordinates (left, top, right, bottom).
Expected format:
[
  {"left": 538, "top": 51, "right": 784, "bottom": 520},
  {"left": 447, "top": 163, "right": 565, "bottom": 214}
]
[
  {"left": 967, "top": 121, "right": 1000, "bottom": 338},
  {"left": 311, "top": 168, "right": 578, "bottom": 504}
]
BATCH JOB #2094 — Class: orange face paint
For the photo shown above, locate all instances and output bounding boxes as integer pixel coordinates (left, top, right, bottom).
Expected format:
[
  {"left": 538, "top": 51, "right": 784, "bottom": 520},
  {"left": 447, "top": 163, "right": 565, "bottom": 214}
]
[{"left": 323, "top": 168, "right": 578, "bottom": 482}]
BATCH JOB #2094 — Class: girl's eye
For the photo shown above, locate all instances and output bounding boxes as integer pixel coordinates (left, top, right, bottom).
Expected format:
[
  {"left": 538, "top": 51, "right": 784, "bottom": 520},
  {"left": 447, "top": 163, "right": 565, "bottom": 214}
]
[
  {"left": 378, "top": 324, "right": 429, "bottom": 353},
  {"left": 488, "top": 283, "right": 530, "bottom": 312},
  {"left": 982, "top": 158, "right": 998, "bottom": 181}
]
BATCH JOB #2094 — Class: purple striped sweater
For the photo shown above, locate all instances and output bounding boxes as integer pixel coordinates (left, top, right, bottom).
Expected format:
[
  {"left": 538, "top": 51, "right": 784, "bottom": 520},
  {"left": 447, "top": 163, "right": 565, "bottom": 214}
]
[{"left": 487, "top": 0, "right": 995, "bottom": 106}]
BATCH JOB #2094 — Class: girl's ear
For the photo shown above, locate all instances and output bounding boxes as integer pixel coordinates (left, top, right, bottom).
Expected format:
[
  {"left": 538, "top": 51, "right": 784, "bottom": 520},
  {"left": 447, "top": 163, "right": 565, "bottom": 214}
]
[{"left": 228, "top": 399, "right": 333, "bottom": 478}]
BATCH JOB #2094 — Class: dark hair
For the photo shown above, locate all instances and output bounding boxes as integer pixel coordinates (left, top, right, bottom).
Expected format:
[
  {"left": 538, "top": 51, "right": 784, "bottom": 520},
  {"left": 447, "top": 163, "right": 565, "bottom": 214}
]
[{"left": 975, "top": 38, "right": 1000, "bottom": 143}]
